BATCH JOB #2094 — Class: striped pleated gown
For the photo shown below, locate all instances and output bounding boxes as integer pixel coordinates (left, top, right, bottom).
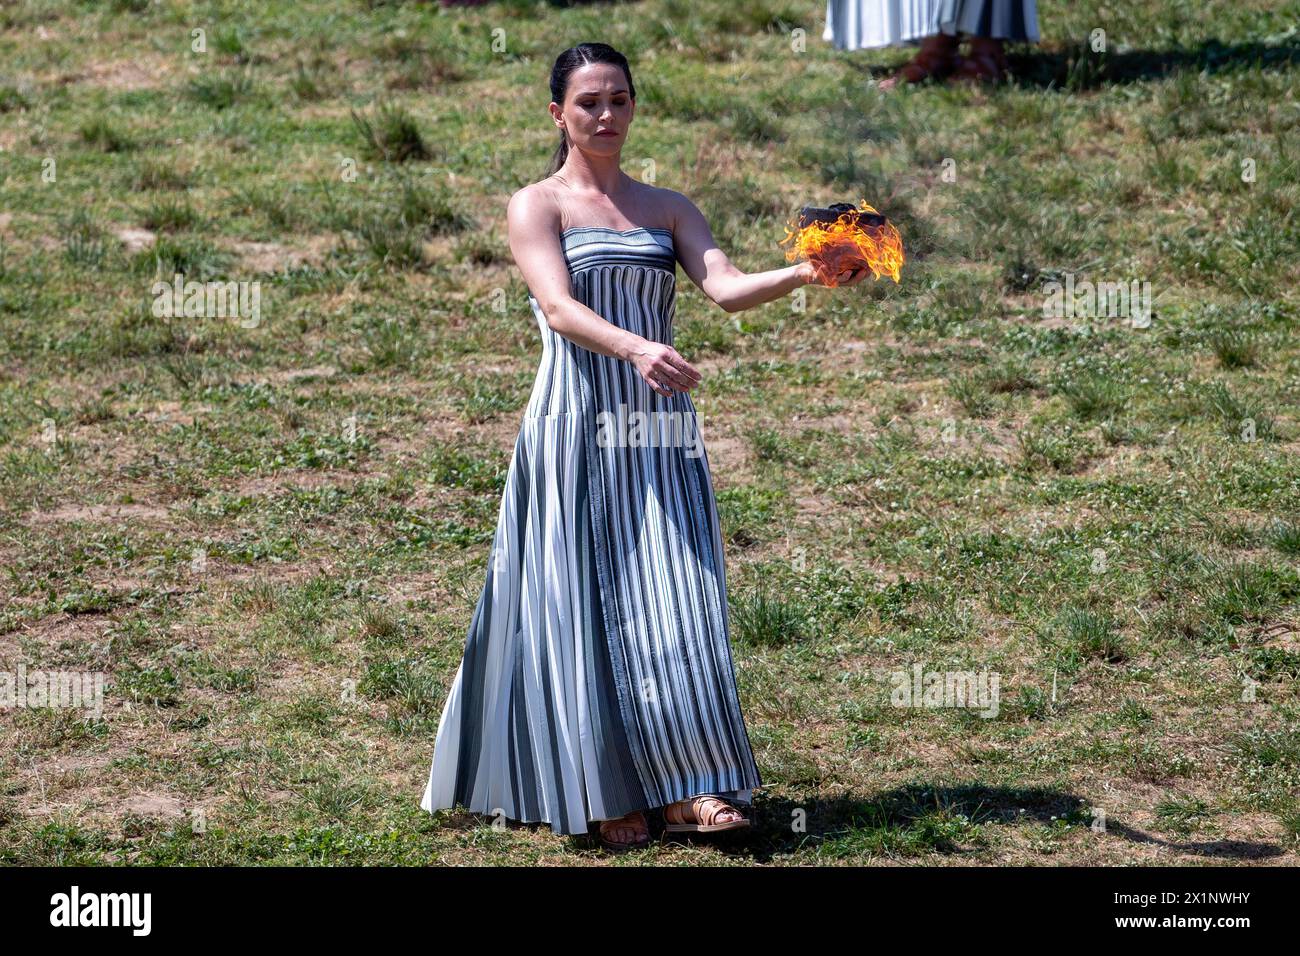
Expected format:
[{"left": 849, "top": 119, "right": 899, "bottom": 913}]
[
  {"left": 420, "top": 225, "right": 763, "bottom": 835},
  {"left": 823, "top": 0, "right": 1040, "bottom": 50}
]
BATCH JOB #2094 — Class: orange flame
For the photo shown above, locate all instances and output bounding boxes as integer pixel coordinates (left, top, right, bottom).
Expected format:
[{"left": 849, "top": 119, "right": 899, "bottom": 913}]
[{"left": 778, "top": 199, "right": 904, "bottom": 286}]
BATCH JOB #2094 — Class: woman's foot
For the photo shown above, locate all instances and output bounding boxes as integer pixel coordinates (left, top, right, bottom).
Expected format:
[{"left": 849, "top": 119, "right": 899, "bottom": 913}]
[
  {"left": 662, "top": 794, "right": 751, "bottom": 834},
  {"left": 953, "top": 37, "right": 1008, "bottom": 83},
  {"left": 596, "top": 809, "right": 650, "bottom": 852},
  {"left": 878, "top": 34, "right": 960, "bottom": 91}
]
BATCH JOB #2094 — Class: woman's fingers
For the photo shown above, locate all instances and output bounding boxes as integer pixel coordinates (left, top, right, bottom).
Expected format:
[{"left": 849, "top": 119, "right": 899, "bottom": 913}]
[
  {"left": 654, "top": 362, "right": 696, "bottom": 392},
  {"left": 664, "top": 351, "right": 702, "bottom": 386},
  {"left": 648, "top": 349, "right": 701, "bottom": 392},
  {"left": 637, "top": 346, "right": 701, "bottom": 395}
]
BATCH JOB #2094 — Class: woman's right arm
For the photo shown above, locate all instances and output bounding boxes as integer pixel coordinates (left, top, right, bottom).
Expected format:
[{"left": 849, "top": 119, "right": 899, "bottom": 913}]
[{"left": 506, "top": 188, "right": 700, "bottom": 397}]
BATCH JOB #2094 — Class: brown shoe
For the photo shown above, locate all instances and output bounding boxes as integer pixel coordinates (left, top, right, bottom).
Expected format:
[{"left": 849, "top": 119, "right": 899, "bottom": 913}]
[
  {"left": 663, "top": 795, "right": 751, "bottom": 834},
  {"left": 879, "top": 34, "right": 960, "bottom": 91},
  {"left": 953, "top": 37, "right": 1008, "bottom": 84},
  {"left": 596, "top": 809, "right": 651, "bottom": 852}
]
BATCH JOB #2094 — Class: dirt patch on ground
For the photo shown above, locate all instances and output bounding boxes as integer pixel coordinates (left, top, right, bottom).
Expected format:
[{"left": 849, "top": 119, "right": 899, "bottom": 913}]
[
  {"left": 231, "top": 366, "right": 338, "bottom": 389},
  {"left": 42, "top": 753, "right": 113, "bottom": 774},
  {"left": 269, "top": 365, "right": 337, "bottom": 384},
  {"left": 141, "top": 400, "right": 211, "bottom": 426},
  {"left": 114, "top": 226, "right": 156, "bottom": 253},
  {"left": 225, "top": 235, "right": 336, "bottom": 273},
  {"left": 26, "top": 503, "right": 172, "bottom": 523},
  {"left": 227, "top": 470, "right": 350, "bottom": 497},
  {"left": 700, "top": 432, "right": 751, "bottom": 487},
  {"left": 199, "top": 557, "right": 343, "bottom": 593},
  {"left": 0, "top": 613, "right": 116, "bottom": 668},
  {"left": 64, "top": 59, "right": 167, "bottom": 91},
  {"left": 119, "top": 793, "right": 188, "bottom": 818},
  {"left": 379, "top": 569, "right": 459, "bottom": 612},
  {"left": 794, "top": 408, "right": 875, "bottom": 436}
]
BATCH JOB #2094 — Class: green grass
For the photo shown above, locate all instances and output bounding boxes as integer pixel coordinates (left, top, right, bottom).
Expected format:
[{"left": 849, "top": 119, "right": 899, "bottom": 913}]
[{"left": 0, "top": 0, "right": 1298, "bottom": 866}]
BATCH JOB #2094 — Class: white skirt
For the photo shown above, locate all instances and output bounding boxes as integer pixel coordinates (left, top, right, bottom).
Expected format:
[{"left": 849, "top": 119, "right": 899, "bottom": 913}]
[{"left": 823, "top": 0, "right": 1040, "bottom": 50}]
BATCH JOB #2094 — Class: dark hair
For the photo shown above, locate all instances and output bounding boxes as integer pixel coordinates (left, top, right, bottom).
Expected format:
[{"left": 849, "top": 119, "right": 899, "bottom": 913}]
[{"left": 544, "top": 43, "right": 636, "bottom": 178}]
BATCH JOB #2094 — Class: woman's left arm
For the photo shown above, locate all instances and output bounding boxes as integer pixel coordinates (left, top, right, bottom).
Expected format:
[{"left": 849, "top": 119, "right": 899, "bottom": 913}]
[{"left": 668, "top": 190, "right": 864, "bottom": 312}]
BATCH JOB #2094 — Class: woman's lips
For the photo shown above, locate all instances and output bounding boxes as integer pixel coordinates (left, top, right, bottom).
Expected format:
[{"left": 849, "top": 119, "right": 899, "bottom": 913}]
[{"left": 596, "top": 130, "right": 618, "bottom": 136}]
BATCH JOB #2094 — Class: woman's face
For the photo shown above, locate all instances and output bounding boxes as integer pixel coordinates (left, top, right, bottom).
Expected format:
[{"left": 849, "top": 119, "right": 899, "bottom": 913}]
[{"left": 553, "top": 63, "right": 634, "bottom": 156}]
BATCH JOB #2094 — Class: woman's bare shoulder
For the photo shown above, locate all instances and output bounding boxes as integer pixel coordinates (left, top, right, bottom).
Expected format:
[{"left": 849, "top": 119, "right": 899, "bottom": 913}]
[
  {"left": 629, "top": 184, "right": 691, "bottom": 234},
  {"left": 507, "top": 180, "right": 562, "bottom": 232},
  {"left": 639, "top": 182, "right": 695, "bottom": 231}
]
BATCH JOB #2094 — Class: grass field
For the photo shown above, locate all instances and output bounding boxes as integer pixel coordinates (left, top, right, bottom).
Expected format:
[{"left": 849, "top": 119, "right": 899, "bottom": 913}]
[{"left": 1, "top": 0, "right": 1298, "bottom": 865}]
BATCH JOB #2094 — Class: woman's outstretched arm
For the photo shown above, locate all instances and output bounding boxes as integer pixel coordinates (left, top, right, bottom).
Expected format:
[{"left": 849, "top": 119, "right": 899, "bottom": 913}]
[{"left": 667, "top": 190, "right": 866, "bottom": 312}]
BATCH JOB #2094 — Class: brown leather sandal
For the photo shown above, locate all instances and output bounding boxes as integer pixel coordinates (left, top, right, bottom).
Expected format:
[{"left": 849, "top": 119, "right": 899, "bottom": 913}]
[
  {"left": 953, "top": 38, "right": 1008, "bottom": 84},
  {"left": 663, "top": 795, "right": 751, "bottom": 834},
  {"left": 879, "top": 34, "right": 960, "bottom": 91},
  {"left": 596, "top": 809, "right": 651, "bottom": 852}
]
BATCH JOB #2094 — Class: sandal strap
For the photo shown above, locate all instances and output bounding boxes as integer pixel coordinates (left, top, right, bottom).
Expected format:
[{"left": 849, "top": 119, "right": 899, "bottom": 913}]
[
  {"left": 600, "top": 810, "right": 647, "bottom": 835},
  {"left": 667, "top": 795, "right": 744, "bottom": 826},
  {"left": 697, "top": 796, "right": 743, "bottom": 826},
  {"left": 899, "top": 50, "right": 952, "bottom": 81},
  {"left": 957, "top": 42, "right": 1007, "bottom": 79}
]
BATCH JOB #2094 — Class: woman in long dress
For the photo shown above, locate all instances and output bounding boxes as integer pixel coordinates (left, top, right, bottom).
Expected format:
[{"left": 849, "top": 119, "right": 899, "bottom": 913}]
[
  {"left": 419, "top": 42, "right": 869, "bottom": 851},
  {"left": 823, "top": 0, "right": 1040, "bottom": 88}
]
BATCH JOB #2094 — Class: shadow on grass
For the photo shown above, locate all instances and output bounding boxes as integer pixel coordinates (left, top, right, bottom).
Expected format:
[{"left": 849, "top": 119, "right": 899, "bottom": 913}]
[
  {"left": 848, "top": 36, "right": 1300, "bottom": 91},
  {"left": 1008, "top": 36, "right": 1300, "bottom": 90},
  {"left": 685, "top": 784, "right": 1287, "bottom": 863},
  {"left": 430, "top": 783, "right": 1286, "bottom": 862}
]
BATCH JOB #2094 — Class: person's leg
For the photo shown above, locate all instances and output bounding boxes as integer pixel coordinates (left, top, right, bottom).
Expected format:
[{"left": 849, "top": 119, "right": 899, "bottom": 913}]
[{"left": 951, "top": 0, "right": 1039, "bottom": 82}]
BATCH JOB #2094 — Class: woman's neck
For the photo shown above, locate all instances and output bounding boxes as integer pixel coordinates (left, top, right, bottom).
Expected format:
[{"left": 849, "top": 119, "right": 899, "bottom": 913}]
[{"left": 553, "top": 148, "right": 628, "bottom": 197}]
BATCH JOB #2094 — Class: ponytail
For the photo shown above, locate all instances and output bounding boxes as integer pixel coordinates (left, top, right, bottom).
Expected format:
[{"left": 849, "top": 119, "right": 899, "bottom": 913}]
[{"left": 544, "top": 132, "right": 568, "bottom": 178}]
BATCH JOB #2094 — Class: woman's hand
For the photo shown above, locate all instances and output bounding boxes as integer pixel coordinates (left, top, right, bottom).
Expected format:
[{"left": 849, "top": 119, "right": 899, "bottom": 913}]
[
  {"left": 800, "top": 259, "right": 870, "bottom": 288},
  {"left": 628, "top": 340, "right": 702, "bottom": 397}
]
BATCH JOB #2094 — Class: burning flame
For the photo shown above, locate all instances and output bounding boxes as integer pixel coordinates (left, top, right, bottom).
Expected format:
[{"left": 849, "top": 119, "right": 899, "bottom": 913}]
[{"left": 778, "top": 199, "right": 904, "bottom": 286}]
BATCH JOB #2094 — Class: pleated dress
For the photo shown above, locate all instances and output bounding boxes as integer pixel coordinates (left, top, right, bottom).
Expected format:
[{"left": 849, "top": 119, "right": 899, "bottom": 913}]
[
  {"left": 823, "top": 0, "right": 1040, "bottom": 50},
  {"left": 419, "top": 225, "right": 763, "bottom": 835}
]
